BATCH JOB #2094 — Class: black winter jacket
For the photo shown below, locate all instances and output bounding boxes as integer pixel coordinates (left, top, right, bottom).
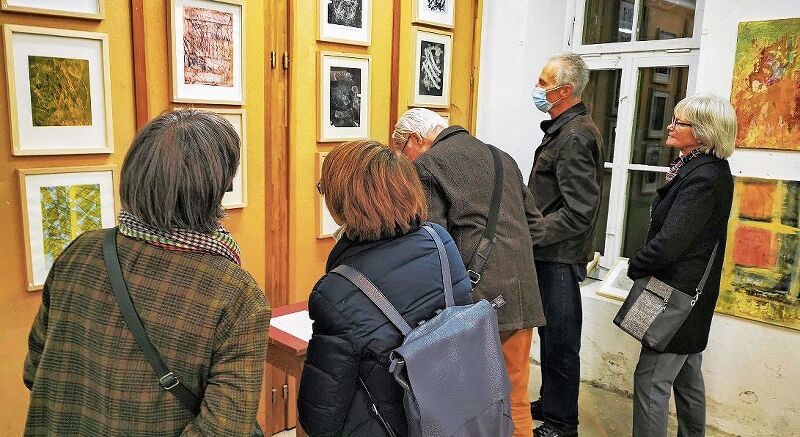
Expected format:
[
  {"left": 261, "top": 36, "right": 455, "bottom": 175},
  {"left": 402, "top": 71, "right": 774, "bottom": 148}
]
[
  {"left": 627, "top": 153, "right": 733, "bottom": 354},
  {"left": 298, "top": 223, "right": 472, "bottom": 436}
]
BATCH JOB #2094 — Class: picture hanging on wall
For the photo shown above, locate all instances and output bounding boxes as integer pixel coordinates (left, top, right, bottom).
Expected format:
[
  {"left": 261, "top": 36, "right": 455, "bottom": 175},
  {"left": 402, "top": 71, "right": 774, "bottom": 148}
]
[
  {"left": 1, "top": 0, "right": 104, "bottom": 19},
  {"left": 19, "top": 166, "right": 118, "bottom": 291},
  {"left": 411, "top": 27, "right": 452, "bottom": 108},
  {"left": 731, "top": 17, "right": 800, "bottom": 151},
  {"left": 218, "top": 109, "right": 247, "bottom": 208},
  {"left": 647, "top": 89, "right": 671, "bottom": 139},
  {"left": 318, "top": 0, "right": 371, "bottom": 46},
  {"left": 412, "top": 0, "right": 454, "bottom": 29},
  {"left": 640, "top": 144, "right": 663, "bottom": 194},
  {"left": 316, "top": 152, "right": 339, "bottom": 238},
  {"left": 437, "top": 112, "right": 450, "bottom": 125},
  {"left": 3, "top": 25, "right": 113, "bottom": 156},
  {"left": 717, "top": 177, "right": 800, "bottom": 331},
  {"left": 170, "top": 0, "right": 244, "bottom": 104},
  {"left": 319, "top": 52, "right": 370, "bottom": 142}
]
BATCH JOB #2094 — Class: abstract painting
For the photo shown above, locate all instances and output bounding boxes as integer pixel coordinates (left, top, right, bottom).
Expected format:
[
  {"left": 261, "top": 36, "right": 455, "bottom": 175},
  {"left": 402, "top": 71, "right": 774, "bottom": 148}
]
[
  {"left": 170, "top": 0, "right": 243, "bottom": 104},
  {"left": 3, "top": 24, "right": 113, "bottom": 155},
  {"left": 1, "top": 0, "right": 105, "bottom": 19},
  {"left": 731, "top": 18, "right": 800, "bottom": 151},
  {"left": 28, "top": 55, "right": 93, "bottom": 126},
  {"left": 413, "top": 0, "right": 454, "bottom": 28},
  {"left": 717, "top": 177, "right": 800, "bottom": 330},
  {"left": 20, "top": 166, "right": 117, "bottom": 291},
  {"left": 319, "top": 52, "right": 370, "bottom": 141},
  {"left": 318, "top": 0, "right": 371, "bottom": 45},
  {"left": 411, "top": 28, "right": 452, "bottom": 108}
]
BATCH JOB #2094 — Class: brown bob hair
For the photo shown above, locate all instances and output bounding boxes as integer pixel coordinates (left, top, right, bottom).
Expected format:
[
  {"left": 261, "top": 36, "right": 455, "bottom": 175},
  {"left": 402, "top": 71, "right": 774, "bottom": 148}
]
[{"left": 320, "top": 140, "right": 428, "bottom": 241}]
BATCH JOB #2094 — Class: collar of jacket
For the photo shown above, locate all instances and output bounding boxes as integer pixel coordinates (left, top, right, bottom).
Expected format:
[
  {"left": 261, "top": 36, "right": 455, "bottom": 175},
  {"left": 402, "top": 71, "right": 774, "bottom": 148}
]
[
  {"left": 325, "top": 224, "right": 423, "bottom": 272},
  {"left": 540, "top": 102, "right": 588, "bottom": 136},
  {"left": 431, "top": 125, "right": 469, "bottom": 148},
  {"left": 656, "top": 153, "right": 723, "bottom": 196}
]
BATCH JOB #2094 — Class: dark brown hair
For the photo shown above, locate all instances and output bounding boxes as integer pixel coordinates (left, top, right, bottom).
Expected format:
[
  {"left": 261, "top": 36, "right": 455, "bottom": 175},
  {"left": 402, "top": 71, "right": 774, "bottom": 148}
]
[
  {"left": 320, "top": 140, "right": 428, "bottom": 241},
  {"left": 120, "top": 109, "right": 239, "bottom": 233}
]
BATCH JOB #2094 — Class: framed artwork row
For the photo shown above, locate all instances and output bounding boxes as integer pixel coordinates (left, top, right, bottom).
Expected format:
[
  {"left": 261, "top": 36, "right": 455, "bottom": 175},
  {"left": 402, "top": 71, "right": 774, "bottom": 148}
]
[
  {"left": 319, "top": 51, "right": 370, "bottom": 142},
  {"left": 3, "top": 24, "right": 114, "bottom": 156},
  {"left": 1, "top": 0, "right": 104, "bottom": 19}
]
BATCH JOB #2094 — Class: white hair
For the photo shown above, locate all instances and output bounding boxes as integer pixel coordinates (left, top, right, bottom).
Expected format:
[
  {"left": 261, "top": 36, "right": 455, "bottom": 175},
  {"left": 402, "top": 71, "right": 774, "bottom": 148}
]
[
  {"left": 674, "top": 94, "right": 737, "bottom": 159},
  {"left": 549, "top": 52, "right": 589, "bottom": 97},
  {"left": 391, "top": 108, "right": 448, "bottom": 150}
]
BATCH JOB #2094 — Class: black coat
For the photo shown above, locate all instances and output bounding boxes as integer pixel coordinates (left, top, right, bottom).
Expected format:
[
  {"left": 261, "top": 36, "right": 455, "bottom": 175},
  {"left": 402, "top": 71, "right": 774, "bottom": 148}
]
[
  {"left": 627, "top": 153, "right": 733, "bottom": 354},
  {"left": 297, "top": 223, "right": 472, "bottom": 436}
]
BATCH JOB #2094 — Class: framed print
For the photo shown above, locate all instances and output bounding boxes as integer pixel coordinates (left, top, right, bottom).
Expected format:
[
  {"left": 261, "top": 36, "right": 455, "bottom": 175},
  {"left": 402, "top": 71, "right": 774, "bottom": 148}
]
[
  {"left": 217, "top": 109, "right": 247, "bottom": 209},
  {"left": 1, "top": 0, "right": 104, "bottom": 19},
  {"left": 437, "top": 112, "right": 450, "bottom": 125},
  {"left": 3, "top": 25, "right": 113, "bottom": 156},
  {"left": 318, "top": 0, "right": 371, "bottom": 46},
  {"left": 647, "top": 90, "right": 671, "bottom": 139},
  {"left": 597, "top": 259, "right": 634, "bottom": 301},
  {"left": 19, "top": 165, "right": 118, "bottom": 291},
  {"left": 170, "top": 0, "right": 244, "bottom": 104},
  {"left": 316, "top": 152, "right": 339, "bottom": 238},
  {"left": 641, "top": 144, "right": 663, "bottom": 194},
  {"left": 411, "top": 27, "right": 452, "bottom": 108},
  {"left": 319, "top": 52, "right": 370, "bottom": 142},
  {"left": 653, "top": 66, "right": 671, "bottom": 85},
  {"left": 412, "top": 0, "right": 454, "bottom": 29}
]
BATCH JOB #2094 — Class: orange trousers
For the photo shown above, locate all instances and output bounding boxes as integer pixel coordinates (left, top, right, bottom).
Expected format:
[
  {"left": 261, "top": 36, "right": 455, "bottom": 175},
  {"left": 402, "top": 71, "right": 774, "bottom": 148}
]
[{"left": 500, "top": 328, "right": 534, "bottom": 437}]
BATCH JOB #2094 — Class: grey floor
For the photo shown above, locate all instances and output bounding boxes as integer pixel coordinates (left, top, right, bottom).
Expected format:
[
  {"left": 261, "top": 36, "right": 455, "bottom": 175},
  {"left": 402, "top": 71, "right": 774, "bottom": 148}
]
[{"left": 273, "top": 380, "right": 736, "bottom": 436}]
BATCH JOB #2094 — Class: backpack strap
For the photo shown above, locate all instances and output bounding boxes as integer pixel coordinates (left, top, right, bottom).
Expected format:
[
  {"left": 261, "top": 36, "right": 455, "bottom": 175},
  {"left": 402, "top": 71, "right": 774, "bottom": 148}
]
[
  {"left": 332, "top": 265, "right": 413, "bottom": 336},
  {"left": 421, "top": 225, "right": 454, "bottom": 307}
]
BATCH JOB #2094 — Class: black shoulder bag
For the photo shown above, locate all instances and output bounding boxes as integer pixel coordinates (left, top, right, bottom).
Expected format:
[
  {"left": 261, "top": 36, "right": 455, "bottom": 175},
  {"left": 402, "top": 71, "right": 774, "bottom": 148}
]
[
  {"left": 102, "top": 228, "right": 264, "bottom": 437},
  {"left": 466, "top": 144, "right": 504, "bottom": 289}
]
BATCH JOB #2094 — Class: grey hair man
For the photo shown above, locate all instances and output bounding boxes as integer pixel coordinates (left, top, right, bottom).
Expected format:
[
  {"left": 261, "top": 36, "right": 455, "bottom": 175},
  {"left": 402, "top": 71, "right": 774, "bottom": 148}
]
[
  {"left": 528, "top": 53, "right": 604, "bottom": 437},
  {"left": 393, "top": 108, "right": 545, "bottom": 437}
]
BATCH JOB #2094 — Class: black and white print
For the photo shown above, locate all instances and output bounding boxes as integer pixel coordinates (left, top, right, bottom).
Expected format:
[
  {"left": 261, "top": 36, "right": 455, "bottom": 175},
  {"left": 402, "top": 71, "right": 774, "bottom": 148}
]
[
  {"left": 327, "top": 0, "right": 362, "bottom": 28},
  {"left": 425, "top": 0, "right": 446, "bottom": 12},
  {"left": 413, "top": 0, "right": 454, "bottom": 28},
  {"left": 418, "top": 40, "right": 445, "bottom": 97},
  {"left": 329, "top": 66, "right": 361, "bottom": 127},
  {"left": 319, "top": 0, "right": 371, "bottom": 45},
  {"left": 320, "top": 53, "right": 369, "bottom": 141}
]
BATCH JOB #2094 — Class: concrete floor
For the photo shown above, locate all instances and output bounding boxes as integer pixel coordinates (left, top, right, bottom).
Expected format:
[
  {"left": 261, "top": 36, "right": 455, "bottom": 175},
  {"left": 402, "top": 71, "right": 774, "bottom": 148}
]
[{"left": 273, "top": 380, "right": 737, "bottom": 436}]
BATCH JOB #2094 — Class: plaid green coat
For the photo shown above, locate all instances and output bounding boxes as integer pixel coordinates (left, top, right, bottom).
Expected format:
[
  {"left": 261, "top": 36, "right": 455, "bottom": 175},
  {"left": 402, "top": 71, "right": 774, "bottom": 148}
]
[{"left": 23, "top": 230, "right": 270, "bottom": 436}]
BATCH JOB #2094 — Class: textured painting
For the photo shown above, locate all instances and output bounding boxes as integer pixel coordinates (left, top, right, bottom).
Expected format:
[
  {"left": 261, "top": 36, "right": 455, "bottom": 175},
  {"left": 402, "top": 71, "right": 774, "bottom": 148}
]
[
  {"left": 28, "top": 55, "right": 92, "bottom": 126},
  {"left": 419, "top": 40, "right": 445, "bottom": 97},
  {"left": 330, "top": 66, "right": 361, "bottom": 127},
  {"left": 39, "top": 184, "right": 102, "bottom": 270},
  {"left": 327, "top": 0, "right": 361, "bottom": 28},
  {"left": 717, "top": 177, "right": 800, "bottom": 330},
  {"left": 730, "top": 18, "right": 800, "bottom": 151},
  {"left": 183, "top": 6, "right": 234, "bottom": 87}
]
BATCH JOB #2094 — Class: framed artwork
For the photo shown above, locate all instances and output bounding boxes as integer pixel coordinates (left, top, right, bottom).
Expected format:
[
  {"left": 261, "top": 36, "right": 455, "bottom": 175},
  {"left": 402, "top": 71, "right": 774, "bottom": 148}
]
[
  {"left": 170, "top": 0, "right": 244, "bottom": 104},
  {"left": 218, "top": 109, "right": 247, "bottom": 209},
  {"left": 318, "top": 0, "right": 371, "bottom": 46},
  {"left": 316, "top": 152, "right": 339, "bottom": 238},
  {"left": 412, "top": 0, "right": 454, "bottom": 29},
  {"left": 437, "top": 112, "right": 450, "bottom": 125},
  {"left": 319, "top": 52, "right": 370, "bottom": 142},
  {"left": 731, "top": 18, "right": 800, "bottom": 150},
  {"left": 411, "top": 27, "right": 452, "bottom": 108},
  {"left": 1, "top": 0, "right": 104, "bottom": 19},
  {"left": 652, "top": 31, "right": 676, "bottom": 85},
  {"left": 647, "top": 90, "right": 671, "bottom": 139},
  {"left": 641, "top": 143, "right": 662, "bottom": 194},
  {"left": 19, "top": 166, "right": 118, "bottom": 291},
  {"left": 717, "top": 177, "right": 800, "bottom": 330},
  {"left": 597, "top": 259, "right": 634, "bottom": 301},
  {"left": 3, "top": 25, "right": 113, "bottom": 156}
]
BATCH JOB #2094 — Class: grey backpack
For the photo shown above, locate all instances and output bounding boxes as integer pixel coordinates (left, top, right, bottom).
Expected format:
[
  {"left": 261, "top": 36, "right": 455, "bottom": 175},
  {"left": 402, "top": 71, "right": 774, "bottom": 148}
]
[{"left": 332, "top": 225, "right": 513, "bottom": 437}]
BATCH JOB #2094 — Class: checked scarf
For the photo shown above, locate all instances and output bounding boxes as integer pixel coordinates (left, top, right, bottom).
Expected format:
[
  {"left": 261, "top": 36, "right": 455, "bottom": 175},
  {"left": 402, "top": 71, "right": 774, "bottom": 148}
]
[{"left": 665, "top": 148, "right": 703, "bottom": 184}]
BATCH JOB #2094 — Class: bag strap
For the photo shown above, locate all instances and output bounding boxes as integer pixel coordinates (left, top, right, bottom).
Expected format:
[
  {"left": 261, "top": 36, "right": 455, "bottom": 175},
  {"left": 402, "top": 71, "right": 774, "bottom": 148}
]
[
  {"left": 358, "top": 377, "right": 398, "bottom": 437},
  {"left": 466, "top": 144, "right": 504, "bottom": 283},
  {"left": 421, "top": 224, "right": 454, "bottom": 307},
  {"left": 102, "top": 228, "right": 202, "bottom": 416},
  {"left": 692, "top": 241, "right": 719, "bottom": 305},
  {"left": 333, "top": 265, "right": 413, "bottom": 336}
]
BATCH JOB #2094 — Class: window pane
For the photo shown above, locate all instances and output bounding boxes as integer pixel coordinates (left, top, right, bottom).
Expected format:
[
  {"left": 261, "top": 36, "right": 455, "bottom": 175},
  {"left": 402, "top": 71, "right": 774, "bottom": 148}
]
[
  {"left": 622, "top": 170, "right": 666, "bottom": 257},
  {"left": 593, "top": 169, "right": 613, "bottom": 254},
  {"left": 630, "top": 66, "right": 689, "bottom": 165},
  {"left": 638, "top": 0, "right": 696, "bottom": 41},
  {"left": 584, "top": 69, "right": 622, "bottom": 163},
  {"left": 582, "top": 0, "right": 635, "bottom": 45}
]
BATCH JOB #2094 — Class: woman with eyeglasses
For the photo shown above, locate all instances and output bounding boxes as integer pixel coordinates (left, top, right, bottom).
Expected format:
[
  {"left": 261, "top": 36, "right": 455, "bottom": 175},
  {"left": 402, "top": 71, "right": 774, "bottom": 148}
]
[{"left": 626, "top": 94, "right": 736, "bottom": 437}]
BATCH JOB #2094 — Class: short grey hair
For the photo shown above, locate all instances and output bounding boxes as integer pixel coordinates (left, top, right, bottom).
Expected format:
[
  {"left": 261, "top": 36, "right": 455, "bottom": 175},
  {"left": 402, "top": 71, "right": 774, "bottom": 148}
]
[
  {"left": 674, "top": 94, "right": 737, "bottom": 159},
  {"left": 549, "top": 52, "right": 589, "bottom": 97},
  {"left": 391, "top": 108, "right": 448, "bottom": 150},
  {"left": 121, "top": 109, "right": 240, "bottom": 233}
]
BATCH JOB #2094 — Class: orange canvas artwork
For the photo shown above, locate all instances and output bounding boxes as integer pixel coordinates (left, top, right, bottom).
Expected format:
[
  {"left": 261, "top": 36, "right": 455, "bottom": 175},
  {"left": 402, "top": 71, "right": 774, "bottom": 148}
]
[{"left": 730, "top": 18, "right": 800, "bottom": 151}]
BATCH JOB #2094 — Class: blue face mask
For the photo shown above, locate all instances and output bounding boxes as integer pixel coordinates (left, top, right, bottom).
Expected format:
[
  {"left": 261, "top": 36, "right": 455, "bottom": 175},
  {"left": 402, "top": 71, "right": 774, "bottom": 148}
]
[{"left": 532, "top": 85, "right": 564, "bottom": 113}]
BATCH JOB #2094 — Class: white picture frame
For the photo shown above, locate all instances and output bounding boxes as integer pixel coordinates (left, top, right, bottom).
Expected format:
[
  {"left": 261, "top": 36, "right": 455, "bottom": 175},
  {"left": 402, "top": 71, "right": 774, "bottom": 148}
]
[
  {"left": 641, "top": 143, "right": 662, "bottom": 194},
  {"left": 316, "top": 152, "right": 340, "bottom": 238},
  {"left": 597, "top": 258, "right": 634, "bottom": 301},
  {"left": 647, "top": 90, "right": 671, "bottom": 139},
  {"left": 412, "top": 0, "right": 454, "bottom": 29},
  {"left": 170, "top": 0, "right": 244, "bottom": 104},
  {"left": 218, "top": 109, "right": 247, "bottom": 209},
  {"left": 1, "top": 0, "right": 104, "bottom": 19},
  {"left": 318, "top": 0, "right": 371, "bottom": 46},
  {"left": 19, "top": 166, "right": 118, "bottom": 291},
  {"left": 319, "top": 52, "right": 370, "bottom": 142},
  {"left": 411, "top": 27, "right": 452, "bottom": 108},
  {"left": 3, "top": 25, "right": 113, "bottom": 156}
]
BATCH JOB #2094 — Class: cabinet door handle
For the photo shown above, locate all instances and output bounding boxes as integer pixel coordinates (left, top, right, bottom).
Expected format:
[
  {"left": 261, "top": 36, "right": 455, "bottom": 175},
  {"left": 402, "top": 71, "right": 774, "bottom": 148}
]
[
  {"left": 283, "top": 52, "right": 289, "bottom": 70},
  {"left": 282, "top": 384, "right": 289, "bottom": 399},
  {"left": 270, "top": 51, "right": 276, "bottom": 69},
  {"left": 271, "top": 388, "right": 277, "bottom": 403}
]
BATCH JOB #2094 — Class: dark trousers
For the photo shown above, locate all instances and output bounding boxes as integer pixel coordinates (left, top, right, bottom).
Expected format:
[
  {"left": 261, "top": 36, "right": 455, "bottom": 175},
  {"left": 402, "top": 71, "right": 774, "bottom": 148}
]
[{"left": 535, "top": 261, "right": 584, "bottom": 428}]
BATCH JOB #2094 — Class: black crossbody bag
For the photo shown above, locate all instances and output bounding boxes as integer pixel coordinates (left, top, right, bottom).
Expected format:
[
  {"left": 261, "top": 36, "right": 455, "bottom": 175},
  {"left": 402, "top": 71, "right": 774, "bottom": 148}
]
[
  {"left": 102, "top": 228, "right": 264, "bottom": 437},
  {"left": 466, "top": 144, "right": 504, "bottom": 289}
]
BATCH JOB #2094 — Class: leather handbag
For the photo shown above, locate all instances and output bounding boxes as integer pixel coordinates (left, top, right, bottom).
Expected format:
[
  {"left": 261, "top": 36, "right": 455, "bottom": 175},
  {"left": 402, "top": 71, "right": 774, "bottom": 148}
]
[
  {"left": 613, "top": 242, "right": 718, "bottom": 352},
  {"left": 102, "top": 228, "right": 264, "bottom": 437}
]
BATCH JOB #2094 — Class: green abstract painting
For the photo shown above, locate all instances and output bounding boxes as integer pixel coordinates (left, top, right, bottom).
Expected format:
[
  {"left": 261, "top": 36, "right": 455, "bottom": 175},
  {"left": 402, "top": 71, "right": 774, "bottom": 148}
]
[
  {"left": 40, "top": 184, "right": 102, "bottom": 269},
  {"left": 28, "top": 55, "right": 93, "bottom": 127}
]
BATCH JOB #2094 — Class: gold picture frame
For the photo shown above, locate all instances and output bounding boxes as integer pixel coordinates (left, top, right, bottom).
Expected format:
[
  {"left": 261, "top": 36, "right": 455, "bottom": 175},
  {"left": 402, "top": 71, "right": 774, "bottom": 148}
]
[{"left": 1, "top": 0, "right": 105, "bottom": 20}]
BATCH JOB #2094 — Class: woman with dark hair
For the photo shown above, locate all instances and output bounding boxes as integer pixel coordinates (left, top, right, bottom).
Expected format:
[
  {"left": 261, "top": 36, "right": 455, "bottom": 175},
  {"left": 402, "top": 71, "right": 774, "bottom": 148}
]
[
  {"left": 298, "top": 140, "right": 473, "bottom": 436},
  {"left": 23, "top": 109, "right": 270, "bottom": 436}
]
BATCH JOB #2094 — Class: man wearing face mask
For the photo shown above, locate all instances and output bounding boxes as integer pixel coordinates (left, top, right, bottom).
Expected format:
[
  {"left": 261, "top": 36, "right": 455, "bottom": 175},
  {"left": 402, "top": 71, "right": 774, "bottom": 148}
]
[{"left": 528, "top": 53, "right": 604, "bottom": 437}]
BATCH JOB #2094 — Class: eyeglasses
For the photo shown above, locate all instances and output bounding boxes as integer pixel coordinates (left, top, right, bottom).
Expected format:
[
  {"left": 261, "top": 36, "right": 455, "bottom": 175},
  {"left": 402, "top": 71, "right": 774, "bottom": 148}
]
[
  {"left": 316, "top": 180, "right": 323, "bottom": 194},
  {"left": 669, "top": 117, "right": 693, "bottom": 129}
]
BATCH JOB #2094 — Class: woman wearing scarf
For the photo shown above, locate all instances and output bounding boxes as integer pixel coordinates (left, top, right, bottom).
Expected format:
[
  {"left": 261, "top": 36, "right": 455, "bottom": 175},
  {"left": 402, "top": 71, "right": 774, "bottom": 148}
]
[{"left": 23, "top": 110, "right": 270, "bottom": 436}]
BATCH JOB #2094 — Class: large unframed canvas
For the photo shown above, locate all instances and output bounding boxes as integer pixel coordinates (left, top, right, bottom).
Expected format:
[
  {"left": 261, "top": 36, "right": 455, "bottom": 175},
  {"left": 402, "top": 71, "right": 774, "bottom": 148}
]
[
  {"left": 731, "top": 18, "right": 800, "bottom": 151},
  {"left": 717, "top": 177, "right": 800, "bottom": 330}
]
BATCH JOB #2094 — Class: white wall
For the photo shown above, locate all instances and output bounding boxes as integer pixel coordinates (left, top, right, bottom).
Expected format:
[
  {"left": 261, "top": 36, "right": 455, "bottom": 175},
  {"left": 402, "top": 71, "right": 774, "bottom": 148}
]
[{"left": 478, "top": 1, "right": 800, "bottom": 436}]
